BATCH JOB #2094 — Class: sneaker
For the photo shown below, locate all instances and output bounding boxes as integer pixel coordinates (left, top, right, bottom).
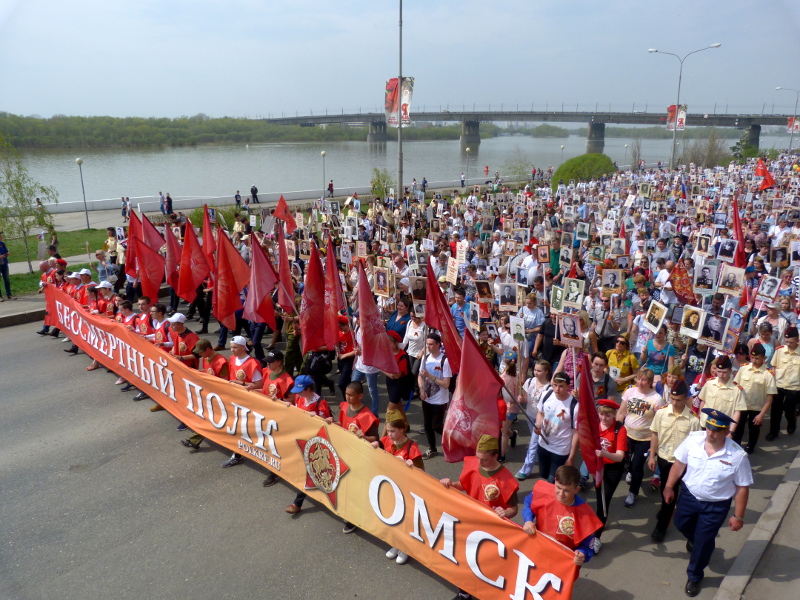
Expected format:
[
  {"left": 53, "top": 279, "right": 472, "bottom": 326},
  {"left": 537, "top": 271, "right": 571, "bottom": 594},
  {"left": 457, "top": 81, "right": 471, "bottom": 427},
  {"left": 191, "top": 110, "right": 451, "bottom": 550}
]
[
  {"left": 386, "top": 547, "right": 399, "bottom": 559},
  {"left": 509, "top": 430, "right": 517, "bottom": 448},
  {"left": 422, "top": 449, "right": 438, "bottom": 460},
  {"left": 262, "top": 473, "right": 278, "bottom": 487},
  {"left": 625, "top": 472, "right": 632, "bottom": 484},
  {"left": 395, "top": 551, "right": 409, "bottom": 565},
  {"left": 36, "top": 329, "right": 48, "bottom": 335},
  {"left": 342, "top": 521, "right": 356, "bottom": 534},
  {"left": 176, "top": 423, "right": 188, "bottom": 431},
  {"left": 624, "top": 492, "right": 636, "bottom": 508},
  {"left": 221, "top": 455, "right": 244, "bottom": 468},
  {"left": 515, "top": 471, "right": 529, "bottom": 481},
  {"left": 498, "top": 455, "right": 507, "bottom": 463},
  {"left": 579, "top": 476, "right": 589, "bottom": 491},
  {"left": 418, "top": 427, "right": 426, "bottom": 434},
  {"left": 133, "top": 392, "right": 149, "bottom": 401},
  {"left": 591, "top": 537, "right": 602, "bottom": 554},
  {"left": 651, "top": 476, "right": 661, "bottom": 489},
  {"left": 120, "top": 383, "right": 135, "bottom": 392}
]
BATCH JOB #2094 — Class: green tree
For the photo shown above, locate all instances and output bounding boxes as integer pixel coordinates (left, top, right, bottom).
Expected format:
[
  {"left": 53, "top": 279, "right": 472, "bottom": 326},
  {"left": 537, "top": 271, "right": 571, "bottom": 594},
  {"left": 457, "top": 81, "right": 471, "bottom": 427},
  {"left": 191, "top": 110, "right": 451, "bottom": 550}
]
[
  {"left": 0, "top": 134, "right": 59, "bottom": 273},
  {"left": 551, "top": 154, "right": 617, "bottom": 191},
  {"left": 370, "top": 167, "right": 395, "bottom": 200},
  {"left": 529, "top": 124, "right": 568, "bottom": 138},
  {"left": 502, "top": 146, "right": 534, "bottom": 187}
]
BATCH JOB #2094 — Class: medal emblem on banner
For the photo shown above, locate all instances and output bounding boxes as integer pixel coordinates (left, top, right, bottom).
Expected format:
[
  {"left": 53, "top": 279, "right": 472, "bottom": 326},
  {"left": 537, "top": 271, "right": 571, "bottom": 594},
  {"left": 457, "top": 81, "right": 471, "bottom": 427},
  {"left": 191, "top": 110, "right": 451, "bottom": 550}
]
[{"left": 297, "top": 426, "right": 350, "bottom": 508}]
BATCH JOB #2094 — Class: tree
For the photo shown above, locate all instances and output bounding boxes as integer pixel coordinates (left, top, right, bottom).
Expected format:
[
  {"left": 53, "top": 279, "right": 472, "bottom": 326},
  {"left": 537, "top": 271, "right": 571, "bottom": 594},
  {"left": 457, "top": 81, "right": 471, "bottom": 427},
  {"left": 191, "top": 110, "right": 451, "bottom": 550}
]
[
  {"left": 0, "top": 134, "right": 59, "bottom": 273},
  {"left": 370, "top": 167, "right": 395, "bottom": 200},
  {"left": 551, "top": 154, "right": 617, "bottom": 192},
  {"left": 629, "top": 137, "right": 642, "bottom": 170},
  {"left": 502, "top": 146, "right": 533, "bottom": 188},
  {"left": 680, "top": 128, "right": 731, "bottom": 168}
]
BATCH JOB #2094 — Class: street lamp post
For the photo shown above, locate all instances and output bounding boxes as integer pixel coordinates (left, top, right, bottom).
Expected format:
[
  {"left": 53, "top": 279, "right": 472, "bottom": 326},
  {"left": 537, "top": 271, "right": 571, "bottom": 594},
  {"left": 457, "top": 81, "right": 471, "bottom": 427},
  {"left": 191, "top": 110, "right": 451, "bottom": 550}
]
[
  {"left": 321, "top": 150, "right": 327, "bottom": 198},
  {"left": 775, "top": 87, "right": 800, "bottom": 152},
  {"left": 560, "top": 145, "right": 565, "bottom": 164},
  {"left": 465, "top": 147, "right": 471, "bottom": 186},
  {"left": 75, "top": 158, "right": 90, "bottom": 230},
  {"left": 648, "top": 43, "right": 721, "bottom": 171},
  {"left": 624, "top": 144, "right": 629, "bottom": 167}
]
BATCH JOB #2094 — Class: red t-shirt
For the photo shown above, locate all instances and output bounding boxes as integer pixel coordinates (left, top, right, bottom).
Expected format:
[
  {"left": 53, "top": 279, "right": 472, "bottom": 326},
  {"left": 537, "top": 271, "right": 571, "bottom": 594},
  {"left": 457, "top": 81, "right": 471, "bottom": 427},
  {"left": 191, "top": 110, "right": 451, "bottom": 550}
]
[
  {"left": 459, "top": 456, "right": 519, "bottom": 510},
  {"left": 338, "top": 329, "right": 355, "bottom": 356},
  {"left": 599, "top": 423, "right": 628, "bottom": 465}
]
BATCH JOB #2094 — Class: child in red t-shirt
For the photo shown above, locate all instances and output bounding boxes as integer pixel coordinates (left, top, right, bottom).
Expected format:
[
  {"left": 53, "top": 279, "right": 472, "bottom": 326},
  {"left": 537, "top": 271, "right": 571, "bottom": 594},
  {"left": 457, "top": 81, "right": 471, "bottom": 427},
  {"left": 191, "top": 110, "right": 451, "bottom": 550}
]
[{"left": 592, "top": 399, "right": 627, "bottom": 552}]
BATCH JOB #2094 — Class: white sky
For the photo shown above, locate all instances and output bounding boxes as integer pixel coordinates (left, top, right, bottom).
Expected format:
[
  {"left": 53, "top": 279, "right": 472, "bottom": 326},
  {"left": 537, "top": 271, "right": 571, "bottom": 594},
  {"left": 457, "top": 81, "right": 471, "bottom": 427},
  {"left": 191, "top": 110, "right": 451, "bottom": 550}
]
[{"left": 1, "top": 0, "right": 799, "bottom": 119}]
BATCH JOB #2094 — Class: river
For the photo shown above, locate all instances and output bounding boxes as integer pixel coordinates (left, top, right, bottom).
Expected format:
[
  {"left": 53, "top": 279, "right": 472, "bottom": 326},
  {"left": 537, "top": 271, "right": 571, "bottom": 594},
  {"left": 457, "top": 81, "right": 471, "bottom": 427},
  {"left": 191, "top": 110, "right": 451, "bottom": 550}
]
[{"left": 18, "top": 134, "right": 785, "bottom": 205}]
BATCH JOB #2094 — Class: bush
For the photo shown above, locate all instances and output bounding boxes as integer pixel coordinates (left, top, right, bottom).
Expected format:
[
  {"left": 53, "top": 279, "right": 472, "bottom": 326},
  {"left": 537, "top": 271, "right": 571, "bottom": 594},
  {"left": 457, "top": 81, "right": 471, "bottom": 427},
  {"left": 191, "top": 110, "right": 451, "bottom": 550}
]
[
  {"left": 530, "top": 124, "right": 568, "bottom": 138},
  {"left": 551, "top": 154, "right": 617, "bottom": 191}
]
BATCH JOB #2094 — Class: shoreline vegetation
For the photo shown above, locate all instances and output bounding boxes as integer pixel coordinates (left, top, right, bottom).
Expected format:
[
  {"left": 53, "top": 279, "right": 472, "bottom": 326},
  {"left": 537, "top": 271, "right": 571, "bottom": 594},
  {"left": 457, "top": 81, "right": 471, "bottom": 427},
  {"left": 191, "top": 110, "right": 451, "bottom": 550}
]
[{"left": 0, "top": 112, "right": 758, "bottom": 149}]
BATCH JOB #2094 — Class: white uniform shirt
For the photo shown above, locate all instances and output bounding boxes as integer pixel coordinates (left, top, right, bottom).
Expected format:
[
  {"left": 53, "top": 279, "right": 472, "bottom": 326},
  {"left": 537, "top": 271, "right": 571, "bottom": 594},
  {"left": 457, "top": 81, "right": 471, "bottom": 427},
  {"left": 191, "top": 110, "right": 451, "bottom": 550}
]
[{"left": 673, "top": 431, "right": 753, "bottom": 502}]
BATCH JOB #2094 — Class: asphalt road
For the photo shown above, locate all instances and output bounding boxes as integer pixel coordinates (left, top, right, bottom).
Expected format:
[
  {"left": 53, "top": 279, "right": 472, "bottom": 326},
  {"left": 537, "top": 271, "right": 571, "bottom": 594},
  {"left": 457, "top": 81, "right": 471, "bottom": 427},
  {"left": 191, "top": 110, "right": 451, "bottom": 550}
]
[{"left": 2, "top": 320, "right": 799, "bottom": 600}]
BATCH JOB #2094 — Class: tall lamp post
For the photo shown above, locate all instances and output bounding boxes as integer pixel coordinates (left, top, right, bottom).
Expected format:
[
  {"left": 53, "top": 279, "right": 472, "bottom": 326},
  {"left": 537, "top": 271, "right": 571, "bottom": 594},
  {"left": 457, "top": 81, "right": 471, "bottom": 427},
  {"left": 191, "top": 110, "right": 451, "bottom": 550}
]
[
  {"left": 648, "top": 43, "right": 721, "bottom": 171},
  {"left": 397, "top": 0, "right": 403, "bottom": 201},
  {"left": 775, "top": 86, "right": 800, "bottom": 152},
  {"left": 75, "top": 158, "right": 90, "bottom": 230},
  {"left": 321, "top": 150, "right": 327, "bottom": 198},
  {"left": 624, "top": 144, "right": 629, "bottom": 168},
  {"left": 465, "top": 147, "right": 471, "bottom": 186},
  {"left": 560, "top": 145, "right": 565, "bottom": 164}
]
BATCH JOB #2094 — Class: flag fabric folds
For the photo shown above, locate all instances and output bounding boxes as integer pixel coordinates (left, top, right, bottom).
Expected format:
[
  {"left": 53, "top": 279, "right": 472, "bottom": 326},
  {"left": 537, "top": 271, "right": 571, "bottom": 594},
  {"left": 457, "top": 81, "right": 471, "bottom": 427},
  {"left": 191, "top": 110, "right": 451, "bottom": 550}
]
[
  {"left": 576, "top": 353, "right": 603, "bottom": 487},
  {"left": 202, "top": 205, "right": 216, "bottom": 268},
  {"left": 141, "top": 213, "right": 166, "bottom": 252},
  {"left": 756, "top": 158, "right": 775, "bottom": 191},
  {"left": 299, "top": 242, "right": 327, "bottom": 355},
  {"left": 176, "top": 220, "right": 211, "bottom": 304},
  {"left": 357, "top": 261, "right": 399, "bottom": 374},
  {"left": 275, "top": 227, "right": 296, "bottom": 315},
  {"left": 274, "top": 195, "right": 298, "bottom": 234},
  {"left": 442, "top": 331, "right": 503, "bottom": 463},
  {"left": 212, "top": 229, "right": 250, "bottom": 330},
  {"left": 129, "top": 235, "right": 165, "bottom": 304},
  {"left": 731, "top": 196, "right": 748, "bottom": 269},
  {"left": 423, "top": 260, "right": 462, "bottom": 373},
  {"left": 125, "top": 211, "right": 142, "bottom": 277},
  {"left": 323, "top": 237, "right": 345, "bottom": 351},
  {"left": 163, "top": 227, "right": 181, "bottom": 290},
  {"left": 667, "top": 260, "right": 696, "bottom": 306},
  {"left": 242, "top": 238, "right": 278, "bottom": 330}
]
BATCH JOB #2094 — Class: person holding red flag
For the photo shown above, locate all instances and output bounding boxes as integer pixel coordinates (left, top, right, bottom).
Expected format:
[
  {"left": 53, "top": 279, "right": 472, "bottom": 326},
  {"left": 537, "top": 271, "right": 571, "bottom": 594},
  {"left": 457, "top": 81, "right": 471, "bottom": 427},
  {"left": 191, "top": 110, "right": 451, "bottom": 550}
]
[{"left": 592, "top": 399, "right": 627, "bottom": 553}]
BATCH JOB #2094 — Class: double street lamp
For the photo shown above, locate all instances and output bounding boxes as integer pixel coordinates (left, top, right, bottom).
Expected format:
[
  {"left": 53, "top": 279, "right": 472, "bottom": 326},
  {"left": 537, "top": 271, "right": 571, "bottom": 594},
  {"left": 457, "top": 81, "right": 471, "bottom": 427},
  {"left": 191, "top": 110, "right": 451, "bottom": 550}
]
[
  {"left": 775, "top": 87, "right": 800, "bottom": 152},
  {"left": 648, "top": 43, "right": 722, "bottom": 170}
]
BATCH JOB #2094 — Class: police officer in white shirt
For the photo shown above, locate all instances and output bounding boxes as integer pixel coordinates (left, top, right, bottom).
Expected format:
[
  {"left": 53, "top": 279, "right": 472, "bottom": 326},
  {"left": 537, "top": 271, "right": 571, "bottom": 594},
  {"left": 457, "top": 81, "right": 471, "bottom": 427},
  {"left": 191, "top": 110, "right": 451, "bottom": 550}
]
[{"left": 663, "top": 408, "right": 753, "bottom": 597}]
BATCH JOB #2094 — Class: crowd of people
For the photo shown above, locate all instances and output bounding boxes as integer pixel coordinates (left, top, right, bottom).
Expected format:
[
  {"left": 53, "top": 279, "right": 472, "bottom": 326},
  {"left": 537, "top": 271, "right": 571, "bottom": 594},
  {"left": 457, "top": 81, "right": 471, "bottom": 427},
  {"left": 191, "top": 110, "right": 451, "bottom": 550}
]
[{"left": 36, "top": 152, "right": 800, "bottom": 599}]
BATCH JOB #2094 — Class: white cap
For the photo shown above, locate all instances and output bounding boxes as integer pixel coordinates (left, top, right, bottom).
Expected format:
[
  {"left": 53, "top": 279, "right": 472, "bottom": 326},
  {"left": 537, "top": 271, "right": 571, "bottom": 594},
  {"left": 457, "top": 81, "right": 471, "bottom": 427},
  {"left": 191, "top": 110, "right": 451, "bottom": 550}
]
[
  {"left": 167, "top": 313, "right": 187, "bottom": 323},
  {"left": 67, "top": 272, "right": 80, "bottom": 279},
  {"left": 97, "top": 281, "right": 114, "bottom": 290},
  {"left": 79, "top": 268, "right": 92, "bottom": 275},
  {"left": 231, "top": 335, "right": 248, "bottom": 346},
  {"left": 400, "top": 278, "right": 410, "bottom": 287}
]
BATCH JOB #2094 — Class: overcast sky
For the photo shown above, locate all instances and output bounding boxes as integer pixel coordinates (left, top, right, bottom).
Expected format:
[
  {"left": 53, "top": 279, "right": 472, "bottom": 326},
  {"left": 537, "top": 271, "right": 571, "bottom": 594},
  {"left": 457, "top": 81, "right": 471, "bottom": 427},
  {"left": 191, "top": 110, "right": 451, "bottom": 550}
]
[{"left": 2, "top": 0, "right": 799, "bottom": 120}]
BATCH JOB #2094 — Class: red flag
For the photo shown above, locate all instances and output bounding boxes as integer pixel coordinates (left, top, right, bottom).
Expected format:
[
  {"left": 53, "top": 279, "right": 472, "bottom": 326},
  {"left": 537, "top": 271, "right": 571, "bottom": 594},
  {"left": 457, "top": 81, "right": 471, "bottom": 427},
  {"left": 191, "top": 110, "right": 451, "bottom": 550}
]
[
  {"left": 324, "top": 237, "right": 345, "bottom": 351},
  {"left": 274, "top": 195, "right": 298, "bottom": 234},
  {"left": 667, "top": 260, "right": 696, "bottom": 306},
  {"left": 738, "top": 282, "right": 750, "bottom": 308},
  {"left": 731, "top": 196, "right": 748, "bottom": 269},
  {"left": 275, "top": 227, "right": 296, "bottom": 314},
  {"left": 442, "top": 331, "right": 504, "bottom": 463},
  {"left": 202, "top": 205, "right": 216, "bottom": 268},
  {"left": 212, "top": 230, "right": 251, "bottom": 330},
  {"left": 164, "top": 227, "right": 181, "bottom": 289},
  {"left": 242, "top": 238, "right": 278, "bottom": 330},
  {"left": 423, "top": 260, "right": 462, "bottom": 373},
  {"left": 576, "top": 353, "right": 604, "bottom": 487},
  {"left": 619, "top": 219, "right": 629, "bottom": 254},
  {"left": 176, "top": 220, "right": 211, "bottom": 304},
  {"left": 141, "top": 213, "right": 166, "bottom": 252},
  {"left": 129, "top": 235, "right": 165, "bottom": 303},
  {"left": 357, "top": 261, "right": 399, "bottom": 374},
  {"left": 125, "top": 211, "right": 142, "bottom": 277},
  {"left": 756, "top": 158, "right": 776, "bottom": 191},
  {"left": 299, "top": 242, "right": 328, "bottom": 354}
]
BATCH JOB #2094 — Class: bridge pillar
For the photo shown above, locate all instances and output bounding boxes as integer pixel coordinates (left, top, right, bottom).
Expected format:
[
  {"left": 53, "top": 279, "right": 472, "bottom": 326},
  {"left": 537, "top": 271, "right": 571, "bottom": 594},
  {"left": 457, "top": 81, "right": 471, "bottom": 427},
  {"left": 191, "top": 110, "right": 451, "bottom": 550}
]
[
  {"left": 367, "top": 121, "right": 388, "bottom": 143},
  {"left": 747, "top": 124, "right": 761, "bottom": 149},
  {"left": 585, "top": 122, "right": 605, "bottom": 154},
  {"left": 460, "top": 120, "right": 481, "bottom": 147}
]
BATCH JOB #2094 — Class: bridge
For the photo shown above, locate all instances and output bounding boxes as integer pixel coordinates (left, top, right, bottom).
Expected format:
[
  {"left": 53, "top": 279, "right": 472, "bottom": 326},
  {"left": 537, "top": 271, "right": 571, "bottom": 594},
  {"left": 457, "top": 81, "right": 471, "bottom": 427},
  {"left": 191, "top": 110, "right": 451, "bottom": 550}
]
[{"left": 262, "top": 110, "right": 791, "bottom": 153}]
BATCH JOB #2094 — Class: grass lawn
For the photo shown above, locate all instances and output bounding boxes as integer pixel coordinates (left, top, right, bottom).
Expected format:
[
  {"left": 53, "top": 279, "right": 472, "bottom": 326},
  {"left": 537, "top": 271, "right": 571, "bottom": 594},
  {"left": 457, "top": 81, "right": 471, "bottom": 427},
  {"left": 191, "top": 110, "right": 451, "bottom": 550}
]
[
  {"left": 5, "top": 229, "right": 108, "bottom": 264},
  {"left": 9, "top": 262, "right": 92, "bottom": 296}
]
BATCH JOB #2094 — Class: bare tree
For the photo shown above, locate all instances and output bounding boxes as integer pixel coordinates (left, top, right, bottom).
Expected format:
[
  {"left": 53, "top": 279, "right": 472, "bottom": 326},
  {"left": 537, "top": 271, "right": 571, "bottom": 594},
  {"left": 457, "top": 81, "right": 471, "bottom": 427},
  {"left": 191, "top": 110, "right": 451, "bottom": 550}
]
[
  {"left": 629, "top": 137, "right": 642, "bottom": 170},
  {"left": 680, "top": 128, "right": 732, "bottom": 168},
  {"left": 502, "top": 146, "right": 533, "bottom": 188},
  {"left": 0, "top": 134, "right": 58, "bottom": 273}
]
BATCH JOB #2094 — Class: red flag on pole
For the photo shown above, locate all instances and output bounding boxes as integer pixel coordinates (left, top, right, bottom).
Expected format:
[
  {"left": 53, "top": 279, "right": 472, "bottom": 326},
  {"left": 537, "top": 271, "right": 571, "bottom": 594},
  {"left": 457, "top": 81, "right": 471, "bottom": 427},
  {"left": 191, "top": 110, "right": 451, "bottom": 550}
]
[
  {"left": 576, "top": 353, "right": 604, "bottom": 487},
  {"left": 176, "top": 220, "right": 210, "bottom": 304},
  {"left": 423, "top": 260, "right": 462, "bottom": 373},
  {"left": 274, "top": 195, "right": 298, "bottom": 234},
  {"left": 442, "top": 330, "right": 503, "bottom": 463},
  {"left": 619, "top": 219, "right": 629, "bottom": 254},
  {"left": 300, "top": 242, "right": 327, "bottom": 354},
  {"left": 357, "top": 261, "right": 399, "bottom": 374},
  {"left": 756, "top": 158, "right": 776, "bottom": 191},
  {"left": 129, "top": 235, "right": 165, "bottom": 303},
  {"left": 212, "top": 230, "right": 251, "bottom": 330},
  {"left": 164, "top": 227, "right": 181, "bottom": 290},
  {"left": 141, "top": 213, "right": 166, "bottom": 252},
  {"left": 242, "top": 238, "right": 278, "bottom": 330},
  {"left": 667, "top": 260, "right": 696, "bottom": 306},
  {"left": 202, "top": 205, "right": 216, "bottom": 268},
  {"left": 275, "top": 227, "right": 296, "bottom": 314},
  {"left": 731, "top": 196, "right": 748, "bottom": 269},
  {"left": 125, "top": 211, "right": 142, "bottom": 277},
  {"left": 323, "top": 237, "right": 345, "bottom": 351}
]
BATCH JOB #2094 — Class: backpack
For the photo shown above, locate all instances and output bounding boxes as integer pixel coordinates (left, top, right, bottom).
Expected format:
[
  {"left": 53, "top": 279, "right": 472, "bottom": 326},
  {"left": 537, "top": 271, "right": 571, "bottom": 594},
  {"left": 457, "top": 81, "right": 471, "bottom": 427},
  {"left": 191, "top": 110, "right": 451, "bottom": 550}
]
[
  {"left": 305, "top": 350, "right": 333, "bottom": 376},
  {"left": 539, "top": 389, "right": 579, "bottom": 429}
]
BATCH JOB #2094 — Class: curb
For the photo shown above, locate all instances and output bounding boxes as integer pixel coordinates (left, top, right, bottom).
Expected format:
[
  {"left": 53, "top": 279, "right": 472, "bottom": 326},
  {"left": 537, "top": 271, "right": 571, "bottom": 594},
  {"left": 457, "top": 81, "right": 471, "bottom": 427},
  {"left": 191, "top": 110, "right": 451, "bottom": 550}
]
[
  {"left": 713, "top": 449, "right": 800, "bottom": 600},
  {"left": 0, "top": 307, "right": 46, "bottom": 329}
]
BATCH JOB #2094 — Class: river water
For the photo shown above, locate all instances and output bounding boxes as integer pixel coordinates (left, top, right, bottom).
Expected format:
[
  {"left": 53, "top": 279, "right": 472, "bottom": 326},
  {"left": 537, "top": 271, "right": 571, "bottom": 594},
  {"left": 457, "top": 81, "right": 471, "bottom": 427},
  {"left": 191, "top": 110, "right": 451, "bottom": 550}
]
[{"left": 19, "top": 134, "right": 784, "bottom": 205}]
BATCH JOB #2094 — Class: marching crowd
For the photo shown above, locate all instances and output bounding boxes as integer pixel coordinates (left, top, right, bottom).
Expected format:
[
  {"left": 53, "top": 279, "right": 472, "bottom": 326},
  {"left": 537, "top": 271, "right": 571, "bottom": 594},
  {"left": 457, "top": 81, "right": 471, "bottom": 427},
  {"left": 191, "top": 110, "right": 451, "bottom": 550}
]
[{"left": 35, "top": 152, "right": 800, "bottom": 599}]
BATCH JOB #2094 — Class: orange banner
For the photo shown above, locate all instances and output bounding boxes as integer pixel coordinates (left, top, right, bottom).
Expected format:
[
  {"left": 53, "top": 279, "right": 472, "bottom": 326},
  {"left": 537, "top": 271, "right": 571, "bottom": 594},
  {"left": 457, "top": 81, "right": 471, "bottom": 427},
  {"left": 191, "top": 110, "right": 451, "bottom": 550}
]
[{"left": 46, "top": 286, "right": 579, "bottom": 600}]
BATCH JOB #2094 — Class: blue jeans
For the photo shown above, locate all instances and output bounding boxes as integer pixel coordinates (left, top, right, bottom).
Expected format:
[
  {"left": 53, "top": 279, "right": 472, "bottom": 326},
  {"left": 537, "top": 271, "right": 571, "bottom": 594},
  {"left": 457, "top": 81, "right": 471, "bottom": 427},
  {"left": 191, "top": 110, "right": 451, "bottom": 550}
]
[
  {"left": 518, "top": 418, "right": 539, "bottom": 476},
  {"left": 536, "top": 446, "right": 568, "bottom": 483},
  {"left": 0, "top": 263, "right": 10, "bottom": 297},
  {"left": 351, "top": 369, "right": 381, "bottom": 415}
]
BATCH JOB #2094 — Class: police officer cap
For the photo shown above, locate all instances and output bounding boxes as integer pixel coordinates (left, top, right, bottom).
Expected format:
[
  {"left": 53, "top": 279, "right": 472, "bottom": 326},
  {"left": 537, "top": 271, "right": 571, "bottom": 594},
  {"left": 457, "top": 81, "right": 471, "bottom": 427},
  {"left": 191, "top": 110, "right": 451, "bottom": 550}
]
[
  {"left": 701, "top": 408, "right": 734, "bottom": 430},
  {"left": 476, "top": 435, "right": 499, "bottom": 452},
  {"left": 716, "top": 356, "right": 733, "bottom": 370},
  {"left": 670, "top": 380, "right": 689, "bottom": 397}
]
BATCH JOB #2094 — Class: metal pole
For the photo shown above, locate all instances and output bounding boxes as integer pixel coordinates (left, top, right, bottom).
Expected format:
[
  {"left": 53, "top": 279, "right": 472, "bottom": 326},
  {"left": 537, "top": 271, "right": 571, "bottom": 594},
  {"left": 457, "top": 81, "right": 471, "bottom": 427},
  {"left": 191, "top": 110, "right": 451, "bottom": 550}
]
[
  {"left": 397, "top": 0, "right": 403, "bottom": 202},
  {"left": 791, "top": 90, "right": 799, "bottom": 152},
  {"left": 670, "top": 59, "right": 683, "bottom": 171},
  {"left": 76, "top": 159, "right": 90, "bottom": 229}
]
